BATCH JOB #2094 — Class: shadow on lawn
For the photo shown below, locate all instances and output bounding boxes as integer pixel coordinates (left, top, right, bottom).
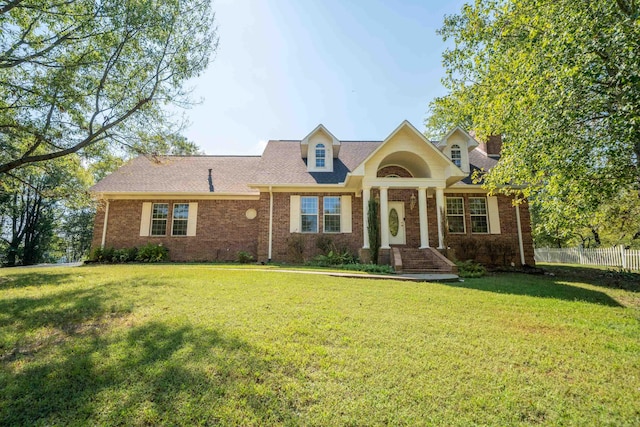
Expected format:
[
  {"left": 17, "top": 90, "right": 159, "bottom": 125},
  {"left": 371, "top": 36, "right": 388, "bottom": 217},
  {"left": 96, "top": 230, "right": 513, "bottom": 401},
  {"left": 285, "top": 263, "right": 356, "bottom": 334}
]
[
  {"left": 444, "top": 274, "right": 623, "bottom": 307},
  {"left": 0, "top": 271, "right": 75, "bottom": 290},
  {"left": 0, "top": 283, "right": 300, "bottom": 425}
]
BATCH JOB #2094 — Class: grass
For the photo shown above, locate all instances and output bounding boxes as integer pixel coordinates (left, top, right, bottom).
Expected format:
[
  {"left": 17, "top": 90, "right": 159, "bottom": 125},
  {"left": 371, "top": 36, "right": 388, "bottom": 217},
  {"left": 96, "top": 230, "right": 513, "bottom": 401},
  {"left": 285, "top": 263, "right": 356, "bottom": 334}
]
[{"left": 0, "top": 264, "right": 639, "bottom": 426}]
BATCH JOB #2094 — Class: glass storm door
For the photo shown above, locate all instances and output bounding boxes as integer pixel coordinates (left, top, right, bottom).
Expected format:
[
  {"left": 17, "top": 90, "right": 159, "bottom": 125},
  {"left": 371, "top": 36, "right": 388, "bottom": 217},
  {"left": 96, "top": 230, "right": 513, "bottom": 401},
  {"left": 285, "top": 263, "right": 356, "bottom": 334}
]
[{"left": 388, "top": 201, "right": 406, "bottom": 245}]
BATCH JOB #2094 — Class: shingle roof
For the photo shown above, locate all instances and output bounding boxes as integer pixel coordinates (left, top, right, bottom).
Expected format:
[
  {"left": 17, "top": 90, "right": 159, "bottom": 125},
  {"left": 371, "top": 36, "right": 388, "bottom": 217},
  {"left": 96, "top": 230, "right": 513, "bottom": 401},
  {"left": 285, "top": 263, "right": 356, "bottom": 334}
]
[
  {"left": 462, "top": 149, "right": 499, "bottom": 184},
  {"left": 91, "top": 142, "right": 499, "bottom": 193},
  {"left": 90, "top": 155, "right": 261, "bottom": 193},
  {"left": 252, "top": 140, "right": 380, "bottom": 185}
]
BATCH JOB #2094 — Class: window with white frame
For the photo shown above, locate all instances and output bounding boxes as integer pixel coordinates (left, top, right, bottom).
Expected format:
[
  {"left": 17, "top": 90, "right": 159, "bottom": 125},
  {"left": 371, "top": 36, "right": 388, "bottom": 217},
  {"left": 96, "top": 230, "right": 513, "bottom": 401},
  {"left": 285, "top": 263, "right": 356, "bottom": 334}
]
[
  {"left": 151, "top": 203, "right": 169, "bottom": 236},
  {"left": 301, "top": 196, "right": 318, "bottom": 233},
  {"left": 469, "top": 197, "right": 489, "bottom": 233},
  {"left": 446, "top": 197, "right": 465, "bottom": 233},
  {"left": 323, "top": 196, "right": 341, "bottom": 233},
  {"left": 172, "top": 203, "right": 189, "bottom": 236},
  {"left": 315, "top": 144, "right": 326, "bottom": 168},
  {"left": 451, "top": 144, "right": 462, "bottom": 167}
]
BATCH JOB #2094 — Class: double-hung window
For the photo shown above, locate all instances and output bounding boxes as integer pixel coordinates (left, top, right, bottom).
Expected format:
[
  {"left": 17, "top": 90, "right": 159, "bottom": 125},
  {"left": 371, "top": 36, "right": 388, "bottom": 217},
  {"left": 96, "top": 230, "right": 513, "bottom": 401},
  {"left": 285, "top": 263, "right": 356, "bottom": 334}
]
[
  {"left": 151, "top": 203, "right": 169, "bottom": 236},
  {"left": 323, "top": 197, "right": 341, "bottom": 233},
  {"left": 451, "top": 144, "right": 462, "bottom": 167},
  {"left": 172, "top": 203, "right": 189, "bottom": 236},
  {"left": 315, "top": 144, "right": 326, "bottom": 168},
  {"left": 301, "top": 196, "right": 318, "bottom": 233},
  {"left": 446, "top": 197, "right": 465, "bottom": 233},
  {"left": 469, "top": 197, "right": 489, "bottom": 233}
]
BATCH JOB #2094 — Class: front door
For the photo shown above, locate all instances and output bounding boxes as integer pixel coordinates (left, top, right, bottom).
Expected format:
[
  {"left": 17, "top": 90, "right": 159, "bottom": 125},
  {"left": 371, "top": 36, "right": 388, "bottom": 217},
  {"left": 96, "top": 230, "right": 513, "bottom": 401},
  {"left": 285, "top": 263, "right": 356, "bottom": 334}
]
[{"left": 388, "top": 201, "right": 406, "bottom": 245}]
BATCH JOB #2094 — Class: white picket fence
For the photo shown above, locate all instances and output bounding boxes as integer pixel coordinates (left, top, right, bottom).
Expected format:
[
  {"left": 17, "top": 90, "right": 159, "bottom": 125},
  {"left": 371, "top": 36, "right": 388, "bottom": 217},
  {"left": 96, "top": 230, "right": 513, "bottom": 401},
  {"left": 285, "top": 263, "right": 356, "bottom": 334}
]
[{"left": 534, "top": 246, "right": 640, "bottom": 270}]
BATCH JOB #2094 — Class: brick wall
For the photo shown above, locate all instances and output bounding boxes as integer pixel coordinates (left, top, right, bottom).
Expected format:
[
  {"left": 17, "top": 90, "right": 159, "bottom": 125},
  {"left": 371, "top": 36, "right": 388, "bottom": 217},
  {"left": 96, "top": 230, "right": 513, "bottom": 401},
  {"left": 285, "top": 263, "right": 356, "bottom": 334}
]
[
  {"left": 256, "top": 192, "right": 363, "bottom": 263},
  {"left": 91, "top": 190, "right": 535, "bottom": 266},
  {"left": 92, "top": 199, "right": 260, "bottom": 262},
  {"left": 442, "top": 193, "right": 535, "bottom": 266}
]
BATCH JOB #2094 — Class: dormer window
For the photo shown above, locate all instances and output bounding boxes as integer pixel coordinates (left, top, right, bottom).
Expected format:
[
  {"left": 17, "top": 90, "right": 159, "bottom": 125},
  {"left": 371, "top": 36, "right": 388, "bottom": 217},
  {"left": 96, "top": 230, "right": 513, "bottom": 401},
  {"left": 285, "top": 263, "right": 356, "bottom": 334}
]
[
  {"left": 315, "top": 144, "right": 326, "bottom": 168},
  {"left": 451, "top": 144, "right": 462, "bottom": 167}
]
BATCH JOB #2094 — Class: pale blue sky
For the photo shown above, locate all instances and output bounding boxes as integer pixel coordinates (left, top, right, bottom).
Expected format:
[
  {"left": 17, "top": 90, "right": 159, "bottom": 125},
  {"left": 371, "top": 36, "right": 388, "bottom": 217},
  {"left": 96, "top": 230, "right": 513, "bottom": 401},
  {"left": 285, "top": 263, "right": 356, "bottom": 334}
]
[{"left": 183, "top": 0, "right": 466, "bottom": 155}]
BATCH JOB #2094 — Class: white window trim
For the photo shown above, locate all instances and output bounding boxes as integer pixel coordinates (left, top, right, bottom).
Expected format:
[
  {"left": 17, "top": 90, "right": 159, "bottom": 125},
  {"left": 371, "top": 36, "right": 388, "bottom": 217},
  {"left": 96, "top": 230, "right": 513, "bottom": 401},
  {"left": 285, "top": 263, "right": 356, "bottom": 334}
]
[
  {"left": 323, "top": 196, "right": 341, "bottom": 234},
  {"left": 171, "top": 203, "right": 189, "bottom": 237},
  {"left": 315, "top": 144, "right": 326, "bottom": 168},
  {"left": 469, "top": 197, "right": 489, "bottom": 234},
  {"left": 150, "top": 203, "right": 169, "bottom": 236},
  {"left": 451, "top": 144, "right": 462, "bottom": 168},
  {"left": 301, "top": 196, "right": 319, "bottom": 233},
  {"left": 446, "top": 196, "right": 466, "bottom": 234}
]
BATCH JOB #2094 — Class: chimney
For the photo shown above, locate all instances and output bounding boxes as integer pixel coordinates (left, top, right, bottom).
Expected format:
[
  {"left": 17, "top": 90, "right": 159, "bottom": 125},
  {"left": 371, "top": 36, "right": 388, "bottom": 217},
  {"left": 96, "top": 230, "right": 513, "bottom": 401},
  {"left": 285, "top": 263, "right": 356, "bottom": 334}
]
[{"left": 479, "top": 135, "right": 502, "bottom": 157}]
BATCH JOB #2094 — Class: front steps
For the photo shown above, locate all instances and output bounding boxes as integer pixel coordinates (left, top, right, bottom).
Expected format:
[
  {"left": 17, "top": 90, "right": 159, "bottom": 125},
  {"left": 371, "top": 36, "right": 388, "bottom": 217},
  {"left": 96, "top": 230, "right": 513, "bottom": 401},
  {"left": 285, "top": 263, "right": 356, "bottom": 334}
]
[{"left": 391, "top": 247, "right": 458, "bottom": 274}]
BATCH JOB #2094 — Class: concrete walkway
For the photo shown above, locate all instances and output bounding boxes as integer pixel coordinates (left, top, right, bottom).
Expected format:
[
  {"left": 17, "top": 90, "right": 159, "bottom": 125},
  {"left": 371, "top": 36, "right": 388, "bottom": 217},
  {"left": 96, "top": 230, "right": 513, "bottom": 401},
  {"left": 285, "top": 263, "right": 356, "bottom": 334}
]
[{"left": 3, "top": 263, "right": 460, "bottom": 282}]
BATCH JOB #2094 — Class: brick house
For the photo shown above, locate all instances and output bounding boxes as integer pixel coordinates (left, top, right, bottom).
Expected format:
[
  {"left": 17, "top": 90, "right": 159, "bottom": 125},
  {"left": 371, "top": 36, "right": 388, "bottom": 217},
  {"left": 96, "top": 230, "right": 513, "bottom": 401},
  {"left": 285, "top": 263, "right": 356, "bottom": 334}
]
[{"left": 91, "top": 121, "right": 535, "bottom": 272}]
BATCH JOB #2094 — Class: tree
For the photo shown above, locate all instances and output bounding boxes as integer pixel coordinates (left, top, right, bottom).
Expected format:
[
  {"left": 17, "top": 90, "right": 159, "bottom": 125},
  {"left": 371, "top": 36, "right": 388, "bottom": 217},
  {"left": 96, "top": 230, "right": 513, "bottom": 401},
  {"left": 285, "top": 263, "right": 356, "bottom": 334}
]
[
  {"left": 0, "top": 0, "right": 217, "bottom": 175},
  {"left": 425, "top": 0, "right": 640, "bottom": 247},
  {"left": 0, "top": 153, "right": 93, "bottom": 265}
]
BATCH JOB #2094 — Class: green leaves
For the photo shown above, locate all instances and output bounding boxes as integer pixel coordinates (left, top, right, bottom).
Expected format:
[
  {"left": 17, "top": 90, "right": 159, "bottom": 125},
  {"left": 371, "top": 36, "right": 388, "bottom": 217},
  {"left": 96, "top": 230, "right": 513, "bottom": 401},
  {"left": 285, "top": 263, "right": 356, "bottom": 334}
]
[
  {"left": 426, "top": 0, "right": 640, "bottom": 245},
  {"left": 0, "top": 0, "right": 217, "bottom": 174}
]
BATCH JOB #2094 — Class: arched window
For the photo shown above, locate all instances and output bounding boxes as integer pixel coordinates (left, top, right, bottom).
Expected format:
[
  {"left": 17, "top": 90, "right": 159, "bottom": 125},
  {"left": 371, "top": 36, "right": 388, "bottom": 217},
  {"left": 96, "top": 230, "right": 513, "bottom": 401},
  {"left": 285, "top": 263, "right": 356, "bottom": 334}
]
[
  {"left": 315, "top": 144, "right": 326, "bottom": 168},
  {"left": 451, "top": 144, "right": 462, "bottom": 167}
]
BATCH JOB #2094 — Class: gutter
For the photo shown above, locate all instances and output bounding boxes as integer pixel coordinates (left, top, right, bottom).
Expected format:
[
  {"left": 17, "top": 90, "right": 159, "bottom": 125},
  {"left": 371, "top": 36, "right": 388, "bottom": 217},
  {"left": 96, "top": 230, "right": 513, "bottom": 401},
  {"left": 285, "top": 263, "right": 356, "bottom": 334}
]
[{"left": 100, "top": 200, "right": 110, "bottom": 248}]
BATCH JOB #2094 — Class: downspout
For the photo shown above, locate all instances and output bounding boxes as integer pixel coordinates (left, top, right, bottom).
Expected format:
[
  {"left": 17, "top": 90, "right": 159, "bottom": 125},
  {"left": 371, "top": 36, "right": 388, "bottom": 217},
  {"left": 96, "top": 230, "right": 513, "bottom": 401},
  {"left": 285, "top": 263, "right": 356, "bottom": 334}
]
[
  {"left": 515, "top": 203, "right": 525, "bottom": 265},
  {"left": 101, "top": 200, "right": 110, "bottom": 249},
  {"left": 268, "top": 186, "right": 273, "bottom": 262}
]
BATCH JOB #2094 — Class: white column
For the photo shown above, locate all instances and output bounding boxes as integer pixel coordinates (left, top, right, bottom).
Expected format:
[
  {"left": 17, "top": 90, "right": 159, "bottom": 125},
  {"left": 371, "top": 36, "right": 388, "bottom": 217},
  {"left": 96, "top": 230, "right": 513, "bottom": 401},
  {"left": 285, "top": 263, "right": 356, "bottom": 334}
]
[
  {"left": 380, "top": 187, "right": 390, "bottom": 249},
  {"left": 436, "top": 187, "right": 445, "bottom": 249},
  {"left": 362, "top": 187, "right": 370, "bottom": 248},
  {"left": 418, "top": 187, "right": 429, "bottom": 248}
]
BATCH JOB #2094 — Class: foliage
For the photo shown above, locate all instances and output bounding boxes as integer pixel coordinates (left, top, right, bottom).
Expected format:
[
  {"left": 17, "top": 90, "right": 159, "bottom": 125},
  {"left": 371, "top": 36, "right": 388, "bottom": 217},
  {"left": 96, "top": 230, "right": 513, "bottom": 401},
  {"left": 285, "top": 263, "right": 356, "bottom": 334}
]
[
  {"left": 236, "top": 251, "right": 254, "bottom": 264},
  {"left": 135, "top": 243, "right": 168, "bottom": 263},
  {"left": 456, "top": 260, "right": 487, "bottom": 278},
  {"left": 312, "top": 249, "right": 357, "bottom": 267},
  {"left": 315, "top": 235, "right": 334, "bottom": 254},
  {"left": 456, "top": 237, "right": 481, "bottom": 261},
  {"left": 0, "top": 0, "right": 217, "bottom": 174},
  {"left": 483, "top": 239, "right": 517, "bottom": 267},
  {"left": 0, "top": 157, "right": 92, "bottom": 265},
  {"left": 0, "top": 264, "right": 637, "bottom": 425},
  {"left": 367, "top": 197, "right": 380, "bottom": 264},
  {"left": 337, "top": 263, "right": 395, "bottom": 274},
  {"left": 426, "top": 0, "right": 640, "bottom": 243},
  {"left": 286, "top": 235, "right": 306, "bottom": 263}
]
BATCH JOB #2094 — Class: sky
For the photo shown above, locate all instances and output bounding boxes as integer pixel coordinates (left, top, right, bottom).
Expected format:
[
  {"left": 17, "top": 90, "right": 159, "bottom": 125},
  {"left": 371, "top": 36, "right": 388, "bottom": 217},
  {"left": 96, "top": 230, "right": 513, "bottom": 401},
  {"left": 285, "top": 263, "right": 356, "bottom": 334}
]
[{"left": 182, "top": 0, "right": 467, "bottom": 155}]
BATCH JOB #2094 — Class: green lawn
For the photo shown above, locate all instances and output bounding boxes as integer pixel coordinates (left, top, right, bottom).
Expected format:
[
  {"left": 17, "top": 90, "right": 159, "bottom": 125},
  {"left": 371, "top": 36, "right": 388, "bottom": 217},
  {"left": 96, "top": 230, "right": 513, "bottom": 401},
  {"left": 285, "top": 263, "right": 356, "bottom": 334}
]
[{"left": 1, "top": 264, "right": 639, "bottom": 426}]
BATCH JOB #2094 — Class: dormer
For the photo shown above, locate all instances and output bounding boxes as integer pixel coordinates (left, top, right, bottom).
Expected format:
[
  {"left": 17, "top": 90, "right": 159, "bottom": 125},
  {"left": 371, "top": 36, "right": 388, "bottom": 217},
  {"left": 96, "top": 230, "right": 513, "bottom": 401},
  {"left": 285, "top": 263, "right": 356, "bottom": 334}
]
[
  {"left": 437, "top": 126, "right": 479, "bottom": 174},
  {"left": 300, "top": 124, "right": 341, "bottom": 172}
]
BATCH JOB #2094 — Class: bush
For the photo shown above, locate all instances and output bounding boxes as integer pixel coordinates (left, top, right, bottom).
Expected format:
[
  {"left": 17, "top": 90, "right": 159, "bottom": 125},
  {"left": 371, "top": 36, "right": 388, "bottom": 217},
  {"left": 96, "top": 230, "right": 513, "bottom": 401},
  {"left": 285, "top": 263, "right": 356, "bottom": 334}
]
[
  {"left": 339, "top": 263, "right": 395, "bottom": 274},
  {"left": 457, "top": 238, "right": 481, "bottom": 261},
  {"left": 286, "top": 235, "right": 306, "bottom": 263},
  {"left": 456, "top": 260, "right": 486, "bottom": 278},
  {"left": 136, "top": 243, "right": 169, "bottom": 262},
  {"left": 312, "top": 249, "right": 357, "bottom": 267},
  {"left": 236, "top": 251, "right": 254, "bottom": 264}
]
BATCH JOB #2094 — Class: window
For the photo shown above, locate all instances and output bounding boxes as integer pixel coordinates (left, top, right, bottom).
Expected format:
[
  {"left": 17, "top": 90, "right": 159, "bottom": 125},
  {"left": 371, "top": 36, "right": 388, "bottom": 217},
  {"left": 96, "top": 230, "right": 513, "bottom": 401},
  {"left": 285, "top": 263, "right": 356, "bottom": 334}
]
[
  {"left": 469, "top": 197, "right": 489, "bottom": 233},
  {"left": 451, "top": 144, "right": 462, "bottom": 167},
  {"left": 301, "top": 196, "right": 318, "bottom": 233},
  {"left": 172, "top": 203, "right": 189, "bottom": 236},
  {"left": 151, "top": 203, "right": 169, "bottom": 236},
  {"left": 315, "top": 144, "right": 326, "bottom": 168},
  {"left": 446, "top": 197, "right": 465, "bottom": 233},
  {"left": 323, "top": 197, "right": 341, "bottom": 233}
]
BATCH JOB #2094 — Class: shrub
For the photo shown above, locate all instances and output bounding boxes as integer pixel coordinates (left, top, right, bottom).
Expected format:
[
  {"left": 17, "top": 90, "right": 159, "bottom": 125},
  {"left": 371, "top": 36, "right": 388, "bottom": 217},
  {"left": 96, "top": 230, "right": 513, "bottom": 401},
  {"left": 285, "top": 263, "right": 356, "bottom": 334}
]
[
  {"left": 136, "top": 243, "right": 169, "bottom": 262},
  {"left": 236, "top": 251, "right": 254, "bottom": 264},
  {"left": 312, "top": 249, "right": 356, "bottom": 267},
  {"left": 457, "top": 238, "right": 481, "bottom": 261},
  {"left": 286, "top": 235, "right": 306, "bottom": 263},
  {"left": 315, "top": 236, "right": 334, "bottom": 254},
  {"left": 456, "top": 260, "right": 486, "bottom": 278},
  {"left": 339, "top": 263, "right": 395, "bottom": 274}
]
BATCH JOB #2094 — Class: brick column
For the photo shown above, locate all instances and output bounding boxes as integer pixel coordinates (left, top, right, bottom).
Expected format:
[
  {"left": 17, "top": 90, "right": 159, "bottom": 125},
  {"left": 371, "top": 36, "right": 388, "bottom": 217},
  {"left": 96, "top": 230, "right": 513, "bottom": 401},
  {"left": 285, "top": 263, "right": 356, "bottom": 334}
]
[
  {"left": 436, "top": 187, "right": 445, "bottom": 249},
  {"left": 362, "top": 187, "right": 370, "bottom": 248},
  {"left": 418, "top": 187, "right": 429, "bottom": 248},
  {"left": 380, "top": 187, "right": 390, "bottom": 249}
]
